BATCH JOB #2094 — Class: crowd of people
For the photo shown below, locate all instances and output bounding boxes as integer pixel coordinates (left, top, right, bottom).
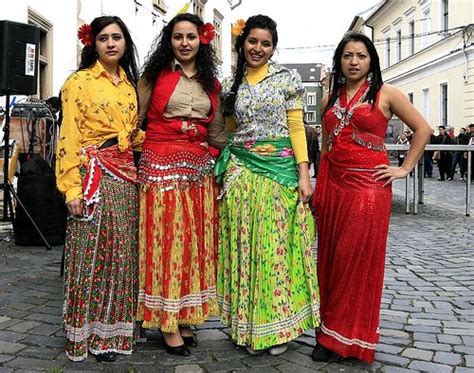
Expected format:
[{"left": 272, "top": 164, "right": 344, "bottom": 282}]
[
  {"left": 396, "top": 124, "right": 474, "bottom": 181},
  {"left": 56, "top": 12, "right": 433, "bottom": 365}
]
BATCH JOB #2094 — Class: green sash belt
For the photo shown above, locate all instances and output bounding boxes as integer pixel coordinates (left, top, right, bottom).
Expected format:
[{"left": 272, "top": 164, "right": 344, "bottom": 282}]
[{"left": 215, "top": 137, "right": 298, "bottom": 188}]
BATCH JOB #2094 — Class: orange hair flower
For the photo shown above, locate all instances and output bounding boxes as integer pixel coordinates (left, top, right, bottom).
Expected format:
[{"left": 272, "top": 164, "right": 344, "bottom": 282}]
[{"left": 231, "top": 18, "right": 246, "bottom": 37}]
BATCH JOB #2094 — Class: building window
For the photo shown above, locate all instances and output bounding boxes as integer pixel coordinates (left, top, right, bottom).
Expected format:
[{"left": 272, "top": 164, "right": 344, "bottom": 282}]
[
  {"left": 213, "top": 9, "right": 223, "bottom": 62},
  {"left": 408, "top": 21, "right": 415, "bottom": 56},
  {"left": 152, "top": 0, "right": 166, "bottom": 15},
  {"left": 440, "top": 83, "right": 448, "bottom": 126},
  {"left": 385, "top": 37, "right": 391, "bottom": 67},
  {"left": 396, "top": 29, "right": 402, "bottom": 62},
  {"left": 28, "top": 9, "right": 52, "bottom": 99},
  {"left": 407, "top": 92, "right": 413, "bottom": 104},
  {"left": 422, "top": 88, "right": 430, "bottom": 119},
  {"left": 441, "top": 0, "right": 449, "bottom": 32},
  {"left": 422, "top": 8, "right": 431, "bottom": 49},
  {"left": 307, "top": 93, "right": 316, "bottom": 106},
  {"left": 193, "top": 0, "right": 205, "bottom": 19},
  {"left": 306, "top": 111, "right": 316, "bottom": 122}
]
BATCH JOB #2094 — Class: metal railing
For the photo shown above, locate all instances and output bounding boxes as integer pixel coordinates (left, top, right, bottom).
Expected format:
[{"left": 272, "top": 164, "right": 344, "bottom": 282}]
[{"left": 385, "top": 144, "right": 473, "bottom": 217}]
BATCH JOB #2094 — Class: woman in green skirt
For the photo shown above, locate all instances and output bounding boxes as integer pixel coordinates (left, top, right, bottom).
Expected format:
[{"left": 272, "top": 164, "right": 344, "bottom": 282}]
[{"left": 215, "top": 14, "right": 320, "bottom": 356}]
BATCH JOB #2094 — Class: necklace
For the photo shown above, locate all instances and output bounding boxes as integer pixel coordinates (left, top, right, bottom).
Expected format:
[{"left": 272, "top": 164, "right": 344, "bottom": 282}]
[{"left": 328, "top": 83, "right": 371, "bottom": 150}]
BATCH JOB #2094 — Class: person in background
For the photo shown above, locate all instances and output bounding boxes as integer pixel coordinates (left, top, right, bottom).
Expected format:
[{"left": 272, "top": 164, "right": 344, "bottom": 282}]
[
  {"left": 423, "top": 129, "right": 436, "bottom": 178},
  {"left": 56, "top": 16, "right": 143, "bottom": 362},
  {"left": 451, "top": 127, "right": 469, "bottom": 181},
  {"left": 312, "top": 31, "right": 430, "bottom": 363},
  {"left": 436, "top": 125, "right": 453, "bottom": 181},
  {"left": 304, "top": 122, "right": 320, "bottom": 178}
]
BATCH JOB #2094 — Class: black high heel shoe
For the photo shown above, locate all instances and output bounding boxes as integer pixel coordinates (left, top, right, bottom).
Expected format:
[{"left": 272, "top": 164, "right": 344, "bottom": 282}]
[
  {"left": 94, "top": 352, "right": 117, "bottom": 362},
  {"left": 312, "top": 344, "right": 333, "bottom": 362},
  {"left": 161, "top": 332, "right": 191, "bottom": 356},
  {"left": 182, "top": 335, "right": 198, "bottom": 347}
]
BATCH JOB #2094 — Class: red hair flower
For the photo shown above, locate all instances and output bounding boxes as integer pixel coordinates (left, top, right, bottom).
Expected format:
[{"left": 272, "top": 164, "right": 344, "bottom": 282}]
[
  {"left": 199, "top": 23, "right": 215, "bottom": 45},
  {"left": 77, "top": 24, "right": 93, "bottom": 47}
]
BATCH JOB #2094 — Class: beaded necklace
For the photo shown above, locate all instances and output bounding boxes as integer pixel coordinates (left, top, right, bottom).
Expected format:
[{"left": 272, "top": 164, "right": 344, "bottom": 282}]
[{"left": 328, "top": 81, "right": 371, "bottom": 150}]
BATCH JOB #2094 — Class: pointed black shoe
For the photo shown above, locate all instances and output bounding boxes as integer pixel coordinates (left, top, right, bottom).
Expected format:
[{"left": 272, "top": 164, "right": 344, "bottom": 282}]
[
  {"left": 312, "top": 344, "right": 333, "bottom": 362},
  {"left": 182, "top": 335, "right": 198, "bottom": 347},
  {"left": 94, "top": 352, "right": 117, "bottom": 362},
  {"left": 162, "top": 338, "right": 191, "bottom": 356}
]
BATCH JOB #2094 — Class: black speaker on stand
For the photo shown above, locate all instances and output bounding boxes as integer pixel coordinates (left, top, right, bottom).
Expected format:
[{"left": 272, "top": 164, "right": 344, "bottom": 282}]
[{"left": 0, "top": 20, "right": 52, "bottom": 249}]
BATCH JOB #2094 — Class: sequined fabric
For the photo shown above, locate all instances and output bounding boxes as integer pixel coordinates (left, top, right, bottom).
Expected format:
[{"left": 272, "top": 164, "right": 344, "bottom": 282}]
[{"left": 314, "top": 84, "right": 392, "bottom": 363}]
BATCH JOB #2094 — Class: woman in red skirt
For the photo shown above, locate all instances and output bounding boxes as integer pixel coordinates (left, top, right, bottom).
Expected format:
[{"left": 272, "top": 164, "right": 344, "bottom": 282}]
[
  {"left": 312, "top": 31, "right": 431, "bottom": 363},
  {"left": 135, "top": 13, "right": 221, "bottom": 356}
]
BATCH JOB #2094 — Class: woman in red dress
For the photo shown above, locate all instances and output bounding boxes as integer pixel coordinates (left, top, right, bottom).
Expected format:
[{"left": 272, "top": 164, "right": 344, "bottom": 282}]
[{"left": 312, "top": 31, "right": 430, "bottom": 363}]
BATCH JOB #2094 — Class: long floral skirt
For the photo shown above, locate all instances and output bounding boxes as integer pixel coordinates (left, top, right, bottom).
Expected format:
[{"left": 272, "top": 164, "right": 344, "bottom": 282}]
[
  {"left": 136, "top": 176, "right": 219, "bottom": 332},
  {"left": 63, "top": 175, "right": 138, "bottom": 361},
  {"left": 217, "top": 161, "right": 320, "bottom": 350}
]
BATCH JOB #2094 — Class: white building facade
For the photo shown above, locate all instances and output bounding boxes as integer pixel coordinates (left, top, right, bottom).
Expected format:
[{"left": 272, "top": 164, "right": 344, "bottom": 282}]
[
  {"left": 2, "top": 0, "right": 236, "bottom": 101},
  {"left": 357, "top": 0, "right": 474, "bottom": 133}
]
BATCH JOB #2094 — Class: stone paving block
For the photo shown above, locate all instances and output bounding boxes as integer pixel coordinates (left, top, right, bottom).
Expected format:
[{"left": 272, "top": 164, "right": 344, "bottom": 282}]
[
  {"left": 437, "top": 334, "right": 462, "bottom": 345},
  {"left": 174, "top": 364, "right": 204, "bottom": 373},
  {"left": 465, "top": 355, "right": 474, "bottom": 368},
  {"left": 412, "top": 332, "right": 437, "bottom": 343},
  {"left": 454, "top": 345, "right": 474, "bottom": 355},
  {"left": 194, "top": 329, "right": 228, "bottom": 341},
  {"left": 241, "top": 354, "right": 285, "bottom": 367},
  {"left": 380, "top": 367, "right": 418, "bottom": 373},
  {"left": 0, "top": 331, "right": 28, "bottom": 343},
  {"left": 373, "top": 353, "right": 410, "bottom": 367},
  {"left": 376, "top": 343, "right": 404, "bottom": 355},
  {"left": 26, "top": 323, "right": 62, "bottom": 337},
  {"left": 7, "top": 303, "right": 36, "bottom": 312},
  {"left": 29, "top": 305, "right": 60, "bottom": 316},
  {"left": 0, "top": 318, "right": 22, "bottom": 331},
  {"left": 405, "top": 325, "right": 441, "bottom": 334},
  {"left": 380, "top": 329, "right": 410, "bottom": 339},
  {"left": 401, "top": 348, "right": 433, "bottom": 361},
  {"left": 433, "top": 351, "right": 462, "bottom": 366},
  {"left": 16, "top": 346, "right": 61, "bottom": 360},
  {"left": 274, "top": 363, "right": 317, "bottom": 373},
  {"left": 408, "top": 360, "right": 452, "bottom": 372},
  {"left": 0, "top": 354, "right": 14, "bottom": 363},
  {"left": 279, "top": 349, "right": 326, "bottom": 370},
  {"left": 445, "top": 328, "right": 474, "bottom": 336},
  {"left": 233, "top": 367, "right": 280, "bottom": 373},
  {"left": 454, "top": 368, "right": 474, "bottom": 373},
  {"left": 23, "top": 313, "right": 62, "bottom": 325},
  {"left": 408, "top": 318, "right": 442, "bottom": 327},
  {"left": 413, "top": 341, "right": 452, "bottom": 352},
  {"left": 21, "top": 335, "right": 65, "bottom": 349},
  {"left": 5, "top": 321, "right": 41, "bottom": 333},
  {"left": 202, "top": 359, "right": 248, "bottom": 371},
  {"left": 0, "top": 341, "right": 26, "bottom": 355}
]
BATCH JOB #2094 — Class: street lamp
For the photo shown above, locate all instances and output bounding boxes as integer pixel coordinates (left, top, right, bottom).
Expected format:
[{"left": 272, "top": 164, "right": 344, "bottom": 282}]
[{"left": 227, "top": 0, "right": 242, "bottom": 10}]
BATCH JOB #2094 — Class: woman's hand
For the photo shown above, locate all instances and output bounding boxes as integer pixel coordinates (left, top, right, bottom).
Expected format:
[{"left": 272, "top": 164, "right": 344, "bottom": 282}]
[
  {"left": 297, "top": 162, "right": 313, "bottom": 203},
  {"left": 373, "top": 164, "right": 410, "bottom": 187},
  {"left": 66, "top": 199, "right": 84, "bottom": 216}
]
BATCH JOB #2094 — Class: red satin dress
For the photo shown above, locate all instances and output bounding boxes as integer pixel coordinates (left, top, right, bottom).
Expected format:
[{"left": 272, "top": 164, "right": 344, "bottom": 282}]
[{"left": 313, "top": 82, "right": 392, "bottom": 363}]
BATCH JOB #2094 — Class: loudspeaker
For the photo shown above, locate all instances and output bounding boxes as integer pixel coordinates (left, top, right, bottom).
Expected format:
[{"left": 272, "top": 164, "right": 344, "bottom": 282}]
[{"left": 0, "top": 20, "right": 40, "bottom": 95}]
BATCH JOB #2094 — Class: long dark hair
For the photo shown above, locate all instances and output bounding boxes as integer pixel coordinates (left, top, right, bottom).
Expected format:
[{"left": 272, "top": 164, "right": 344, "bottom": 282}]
[
  {"left": 140, "top": 13, "right": 218, "bottom": 93},
  {"left": 324, "top": 31, "right": 383, "bottom": 117},
  {"left": 78, "top": 16, "right": 139, "bottom": 85},
  {"left": 222, "top": 14, "right": 278, "bottom": 116}
]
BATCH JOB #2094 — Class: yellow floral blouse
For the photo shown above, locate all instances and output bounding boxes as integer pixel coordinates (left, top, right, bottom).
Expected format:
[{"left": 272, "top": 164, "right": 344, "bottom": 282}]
[{"left": 56, "top": 61, "right": 144, "bottom": 203}]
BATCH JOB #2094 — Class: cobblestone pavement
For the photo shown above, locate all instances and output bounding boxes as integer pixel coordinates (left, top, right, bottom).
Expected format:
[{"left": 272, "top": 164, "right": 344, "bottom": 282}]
[{"left": 0, "top": 172, "right": 472, "bottom": 372}]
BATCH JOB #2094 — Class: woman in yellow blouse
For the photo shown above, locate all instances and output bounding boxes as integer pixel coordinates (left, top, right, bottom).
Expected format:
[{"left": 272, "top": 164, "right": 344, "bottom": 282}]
[{"left": 56, "top": 16, "right": 143, "bottom": 362}]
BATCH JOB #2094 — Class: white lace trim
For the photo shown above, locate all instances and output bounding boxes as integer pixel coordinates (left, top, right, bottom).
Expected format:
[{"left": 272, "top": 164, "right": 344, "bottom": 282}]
[
  {"left": 138, "top": 287, "right": 217, "bottom": 312},
  {"left": 65, "top": 320, "right": 134, "bottom": 342},
  {"left": 320, "top": 322, "right": 377, "bottom": 350}
]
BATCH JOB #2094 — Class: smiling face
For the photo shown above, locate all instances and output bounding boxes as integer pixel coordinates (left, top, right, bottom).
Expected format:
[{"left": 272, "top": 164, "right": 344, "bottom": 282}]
[
  {"left": 243, "top": 28, "right": 274, "bottom": 69},
  {"left": 340, "top": 40, "right": 371, "bottom": 84},
  {"left": 95, "top": 23, "right": 126, "bottom": 68},
  {"left": 171, "top": 21, "right": 200, "bottom": 65}
]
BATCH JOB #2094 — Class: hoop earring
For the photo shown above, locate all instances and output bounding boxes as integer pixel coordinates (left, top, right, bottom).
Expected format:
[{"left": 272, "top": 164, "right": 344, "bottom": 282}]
[
  {"left": 338, "top": 75, "right": 346, "bottom": 84},
  {"left": 367, "top": 72, "right": 373, "bottom": 82}
]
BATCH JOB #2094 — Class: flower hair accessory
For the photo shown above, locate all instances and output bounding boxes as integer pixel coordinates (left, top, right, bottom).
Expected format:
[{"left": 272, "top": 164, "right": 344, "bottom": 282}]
[
  {"left": 231, "top": 18, "right": 246, "bottom": 37},
  {"left": 78, "top": 24, "right": 94, "bottom": 47},
  {"left": 199, "top": 23, "right": 215, "bottom": 45}
]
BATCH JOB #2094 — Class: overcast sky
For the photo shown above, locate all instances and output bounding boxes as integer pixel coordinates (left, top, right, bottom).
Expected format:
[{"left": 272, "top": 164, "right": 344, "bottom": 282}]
[{"left": 231, "top": 0, "right": 381, "bottom": 65}]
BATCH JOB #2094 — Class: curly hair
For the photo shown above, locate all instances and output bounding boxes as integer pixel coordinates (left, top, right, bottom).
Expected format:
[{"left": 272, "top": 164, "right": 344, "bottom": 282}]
[
  {"left": 140, "top": 13, "right": 219, "bottom": 93},
  {"left": 323, "top": 31, "right": 383, "bottom": 117},
  {"left": 78, "top": 16, "right": 139, "bottom": 85},
  {"left": 222, "top": 14, "right": 278, "bottom": 116}
]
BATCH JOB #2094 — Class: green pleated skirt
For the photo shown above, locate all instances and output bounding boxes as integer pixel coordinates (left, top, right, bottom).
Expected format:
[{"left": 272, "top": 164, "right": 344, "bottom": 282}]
[{"left": 217, "top": 159, "right": 320, "bottom": 350}]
